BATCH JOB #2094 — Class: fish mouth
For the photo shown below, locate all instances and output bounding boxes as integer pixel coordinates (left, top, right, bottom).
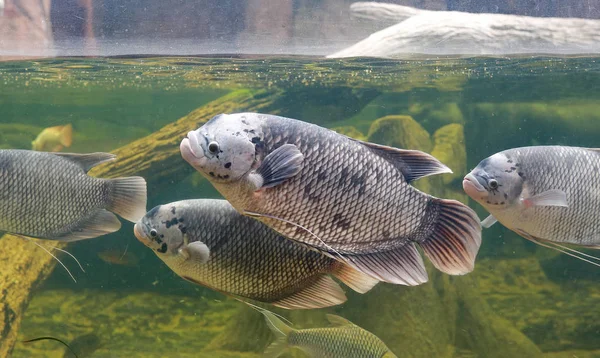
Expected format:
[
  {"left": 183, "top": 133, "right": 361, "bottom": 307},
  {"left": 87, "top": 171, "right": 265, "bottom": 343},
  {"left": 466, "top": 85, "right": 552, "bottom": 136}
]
[
  {"left": 180, "top": 131, "right": 207, "bottom": 167},
  {"left": 133, "top": 223, "right": 149, "bottom": 243},
  {"left": 463, "top": 173, "right": 486, "bottom": 194}
]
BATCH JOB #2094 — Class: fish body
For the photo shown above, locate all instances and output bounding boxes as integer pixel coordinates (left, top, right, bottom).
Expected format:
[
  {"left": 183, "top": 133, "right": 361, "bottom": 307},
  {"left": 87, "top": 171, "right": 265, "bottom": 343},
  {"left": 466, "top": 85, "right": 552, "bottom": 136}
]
[
  {"left": 0, "top": 150, "right": 146, "bottom": 241},
  {"left": 261, "top": 310, "right": 397, "bottom": 358},
  {"left": 32, "top": 124, "right": 73, "bottom": 152},
  {"left": 463, "top": 145, "right": 600, "bottom": 248},
  {"left": 134, "top": 199, "right": 377, "bottom": 309},
  {"left": 180, "top": 112, "right": 481, "bottom": 285}
]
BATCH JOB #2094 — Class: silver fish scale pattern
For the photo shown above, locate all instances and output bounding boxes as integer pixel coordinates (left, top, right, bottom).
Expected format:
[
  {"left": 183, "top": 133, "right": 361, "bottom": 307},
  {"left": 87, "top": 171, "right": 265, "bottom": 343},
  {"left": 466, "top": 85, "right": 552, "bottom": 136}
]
[
  {"left": 247, "top": 117, "right": 433, "bottom": 254},
  {"left": 289, "top": 326, "right": 391, "bottom": 357},
  {"left": 505, "top": 146, "right": 600, "bottom": 246},
  {"left": 0, "top": 150, "right": 109, "bottom": 239},
  {"left": 167, "top": 201, "right": 338, "bottom": 302}
]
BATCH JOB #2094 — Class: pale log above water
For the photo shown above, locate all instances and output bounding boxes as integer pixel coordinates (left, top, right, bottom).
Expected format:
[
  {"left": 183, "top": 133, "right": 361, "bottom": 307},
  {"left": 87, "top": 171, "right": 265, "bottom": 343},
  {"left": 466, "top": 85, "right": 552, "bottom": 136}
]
[{"left": 328, "top": 2, "right": 600, "bottom": 58}]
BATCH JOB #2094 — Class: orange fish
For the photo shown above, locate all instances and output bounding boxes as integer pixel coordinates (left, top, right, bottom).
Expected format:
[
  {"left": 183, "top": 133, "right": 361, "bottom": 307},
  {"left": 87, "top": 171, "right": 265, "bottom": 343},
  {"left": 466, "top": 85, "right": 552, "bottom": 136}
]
[{"left": 31, "top": 124, "right": 73, "bottom": 152}]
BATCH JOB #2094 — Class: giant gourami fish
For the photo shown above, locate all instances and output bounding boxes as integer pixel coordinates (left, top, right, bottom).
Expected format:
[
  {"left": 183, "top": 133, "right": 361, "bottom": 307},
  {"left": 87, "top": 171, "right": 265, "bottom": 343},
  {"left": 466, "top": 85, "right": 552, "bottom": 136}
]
[
  {"left": 260, "top": 309, "right": 397, "bottom": 358},
  {"left": 180, "top": 112, "right": 482, "bottom": 285},
  {"left": 0, "top": 150, "right": 146, "bottom": 241},
  {"left": 134, "top": 199, "right": 378, "bottom": 309},
  {"left": 463, "top": 145, "right": 600, "bottom": 265}
]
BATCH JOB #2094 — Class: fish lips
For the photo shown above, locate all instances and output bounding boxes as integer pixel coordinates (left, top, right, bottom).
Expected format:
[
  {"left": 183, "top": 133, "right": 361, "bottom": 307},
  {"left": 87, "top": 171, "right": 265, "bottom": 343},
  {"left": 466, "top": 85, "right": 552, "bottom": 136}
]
[
  {"left": 463, "top": 173, "right": 487, "bottom": 197},
  {"left": 180, "top": 131, "right": 207, "bottom": 167},
  {"left": 133, "top": 223, "right": 153, "bottom": 248}
]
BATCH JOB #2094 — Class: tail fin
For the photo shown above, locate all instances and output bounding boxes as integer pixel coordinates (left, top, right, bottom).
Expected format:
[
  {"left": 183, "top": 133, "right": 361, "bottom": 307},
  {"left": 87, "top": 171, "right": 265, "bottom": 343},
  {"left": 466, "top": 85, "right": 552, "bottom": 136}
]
[
  {"left": 107, "top": 177, "right": 147, "bottom": 223},
  {"left": 59, "top": 124, "right": 73, "bottom": 147},
  {"left": 331, "top": 262, "right": 379, "bottom": 293},
  {"left": 261, "top": 310, "right": 293, "bottom": 358},
  {"left": 418, "top": 198, "right": 482, "bottom": 275}
]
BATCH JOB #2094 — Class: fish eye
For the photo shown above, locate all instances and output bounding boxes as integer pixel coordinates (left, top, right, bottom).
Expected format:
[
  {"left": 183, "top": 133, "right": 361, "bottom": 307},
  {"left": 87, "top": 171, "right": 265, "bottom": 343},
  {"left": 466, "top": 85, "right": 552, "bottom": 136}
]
[
  {"left": 488, "top": 179, "right": 498, "bottom": 190},
  {"left": 150, "top": 229, "right": 158, "bottom": 237},
  {"left": 208, "top": 141, "right": 220, "bottom": 154}
]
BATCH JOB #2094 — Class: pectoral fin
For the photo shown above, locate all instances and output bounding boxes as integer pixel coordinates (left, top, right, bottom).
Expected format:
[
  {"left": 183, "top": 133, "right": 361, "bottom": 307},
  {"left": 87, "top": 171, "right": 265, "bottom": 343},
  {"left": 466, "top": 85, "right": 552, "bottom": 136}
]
[
  {"left": 253, "top": 144, "right": 304, "bottom": 190},
  {"left": 179, "top": 241, "right": 210, "bottom": 264},
  {"left": 481, "top": 214, "right": 497, "bottom": 228},
  {"left": 523, "top": 189, "right": 568, "bottom": 208}
]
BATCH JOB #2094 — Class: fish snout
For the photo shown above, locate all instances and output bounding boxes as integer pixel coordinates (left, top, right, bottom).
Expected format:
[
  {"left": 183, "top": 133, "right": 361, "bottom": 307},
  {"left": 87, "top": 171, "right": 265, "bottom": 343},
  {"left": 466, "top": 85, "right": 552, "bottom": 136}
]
[
  {"left": 180, "top": 131, "right": 207, "bottom": 167},
  {"left": 463, "top": 173, "right": 487, "bottom": 198},
  {"left": 133, "top": 223, "right": 152, "bottom": 247}
]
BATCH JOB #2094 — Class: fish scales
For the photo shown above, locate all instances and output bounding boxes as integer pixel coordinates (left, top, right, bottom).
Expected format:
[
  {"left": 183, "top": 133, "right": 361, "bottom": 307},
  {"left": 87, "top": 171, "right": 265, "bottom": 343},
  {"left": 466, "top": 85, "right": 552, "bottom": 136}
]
[
  {"left": 134, "top": 199, "right": 378, "bottom": 309},
  {"left": 0, "top": 150, "right": 108, "bottom": 238},
  {"left": 245, "top": 118, "right": 428, "bottom": 253},
  {"left": 289, "top": 327, "right": 392, "bottom": 357},
  {"left": 181, "top": 113, "right": 481, "bottom": 285},
  {"left": 469, "top": 146, "right": 600, "bottom": 246}
]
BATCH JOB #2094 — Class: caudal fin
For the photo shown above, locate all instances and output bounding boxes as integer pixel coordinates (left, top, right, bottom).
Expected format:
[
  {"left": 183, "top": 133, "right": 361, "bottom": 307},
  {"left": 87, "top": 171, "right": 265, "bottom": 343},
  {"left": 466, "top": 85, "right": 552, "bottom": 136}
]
[
  {"left": 107, "top": 177, "right": 147, "bottom": 223},
  {"left": 418, "top": 198, "right": 482, "bottom": 275},
  {"left": 261, "top": 310, "right": 293, "bottom": 358}
]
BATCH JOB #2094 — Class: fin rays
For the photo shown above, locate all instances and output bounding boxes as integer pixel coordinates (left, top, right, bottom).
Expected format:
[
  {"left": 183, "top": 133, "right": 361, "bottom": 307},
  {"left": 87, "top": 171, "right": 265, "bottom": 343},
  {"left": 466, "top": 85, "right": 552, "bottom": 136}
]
[{"left": 516, "top": 229, "right": 600, "bottom": 267}]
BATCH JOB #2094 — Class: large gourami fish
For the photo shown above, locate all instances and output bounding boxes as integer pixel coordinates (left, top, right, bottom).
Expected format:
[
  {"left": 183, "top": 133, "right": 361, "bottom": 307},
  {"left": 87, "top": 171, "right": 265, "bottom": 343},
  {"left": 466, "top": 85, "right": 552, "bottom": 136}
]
[
  {"left": 0, "top": 150, "right": 146, "bottom": 241},
  {"left": 180, "top": 112, "right": 482, "bottom": 286},
  {"left": 463, "top": 145, "right": 600, "bottom": 265},
  {"left": 260, "top": 309, "right": 397, "bottom": 358},
  {"left": 133, "top": 199, "right": 378, "bottom": 309}
]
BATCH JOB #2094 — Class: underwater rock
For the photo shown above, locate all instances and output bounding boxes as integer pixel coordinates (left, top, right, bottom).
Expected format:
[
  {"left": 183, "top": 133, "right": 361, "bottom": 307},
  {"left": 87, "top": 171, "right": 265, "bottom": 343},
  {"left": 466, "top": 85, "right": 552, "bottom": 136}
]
[
  {"left": 430, "top": 123, "right": 466, "bottom": 185},
  {"left": 0, "top": 89, "right": 280, "bottom": 356},
  {"left": 328, "top": 3, "right": 600, "bottom": 58},
  {"left": 330, "top": 126, "right": 367, "bottom": 141},
  {"left": 367, "top": 115, "right": 432, "bottom": 152},
  {"left": 409, "top": 102, "right": 465, "bottom": 134}
]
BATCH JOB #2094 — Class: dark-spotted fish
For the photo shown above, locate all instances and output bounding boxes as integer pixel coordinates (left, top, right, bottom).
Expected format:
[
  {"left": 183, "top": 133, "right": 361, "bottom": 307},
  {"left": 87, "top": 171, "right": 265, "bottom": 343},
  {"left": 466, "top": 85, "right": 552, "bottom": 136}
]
[
  {"left": 463, "top": 145, "right": 600, "bottom": 265},
  {"left": 133, "top": 199, "right": 377, "bottom": 310},
  {"left": 261, "top": 309, "right": 397, "bottom": 358},
  {"left": 0, "top": 150, "right": 146, "bottom": 241},
  {"left": 180, "top": 112, "right": 481, "bottom": 285}
]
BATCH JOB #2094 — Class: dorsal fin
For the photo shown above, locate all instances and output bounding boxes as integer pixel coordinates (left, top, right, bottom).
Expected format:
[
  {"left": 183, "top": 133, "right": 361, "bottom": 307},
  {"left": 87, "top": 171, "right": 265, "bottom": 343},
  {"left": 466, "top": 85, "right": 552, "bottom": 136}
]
[
  {"left": 356, "top": 140, "right": 452, "bottom": 182},
  {"left": 326, "top": 314, "right": 354, "bottom": 327},
  {"left": 52, "top": 152, "right": 116, "bottom": 172}
]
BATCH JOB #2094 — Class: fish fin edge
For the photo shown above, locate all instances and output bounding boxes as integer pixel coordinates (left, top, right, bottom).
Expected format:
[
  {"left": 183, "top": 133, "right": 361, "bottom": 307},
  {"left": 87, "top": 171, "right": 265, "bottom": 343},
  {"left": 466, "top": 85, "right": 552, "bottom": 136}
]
[
  {"left": 107, "top": 176, "right": 147, "bottom": 222},
  {"left": 419, "top": 198, "right": 482, "bottom": 275},
  {"left": 356, "top": 139, "right": 452, "bottom": 182},
  {"left": 524, "top": 189, "right": 568, "bottom": 208},
  {"left": 52, "top": 152, "right": 116, "bottom": 172},
  {"left": 59, "top": 124, "right": 73, "bottom": 147},
  {"left": 325, "top": 314, "right": 354, "bottom": 327},
  {"left": 344, "top": 242, "right": 429, "bottom": 286},
  {"left": 481, "top": 214, "right": 497, "bottom": 228},
  {"left": 271, "top": 275, "right": 346, "bottom": 310},
  {"left": 331, "top": 262, "right": 380, "bottom": 293},
  {"left": 55, "top": 209, "right": 121, "bottom": 242},
  {"left": 255, "top": 144, "right": 304, "bottom": 189}
]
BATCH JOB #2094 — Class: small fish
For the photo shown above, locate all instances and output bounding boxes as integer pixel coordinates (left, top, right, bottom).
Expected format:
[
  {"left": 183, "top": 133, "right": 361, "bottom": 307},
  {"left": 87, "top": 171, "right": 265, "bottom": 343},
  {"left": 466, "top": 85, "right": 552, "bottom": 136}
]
[
  {"left": 0, "top": 150, "right": 147, "bottom": 241},
  {"left": 62, "top": 333, "right": 101, "bottom": 358},
  {"left": 97, "top": 249, "right": 139, "bottom": 266},
  {"left": 32, "top": 124, "right": 73, "bottom": 152},
  {"left": 463, "top": 145, "right": 600, "bottom": 265},
  {"left": 261, "top": 310, "right": 397, "bottom": 358},
  {"left": 180, "top": 112, "right": 481, "bottom": 285},
  {"left": 134, "top": 199, "right": 378, "bottom": 309}
]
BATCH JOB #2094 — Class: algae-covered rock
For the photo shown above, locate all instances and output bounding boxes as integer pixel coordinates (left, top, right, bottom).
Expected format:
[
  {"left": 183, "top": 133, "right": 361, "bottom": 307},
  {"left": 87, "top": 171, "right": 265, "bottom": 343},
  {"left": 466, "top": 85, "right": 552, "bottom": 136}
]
[
  {"left": 367, "top": 115, "right": 432, "bottom": 152},
  {"left": 409, "top": 102, "right": 465, "bottom": 134},
  {"left": 330, "top": 126, "right": 367, "bottom": 140},
  {"left": 430, "top": 123, "right": 467, "bottom": 185}
]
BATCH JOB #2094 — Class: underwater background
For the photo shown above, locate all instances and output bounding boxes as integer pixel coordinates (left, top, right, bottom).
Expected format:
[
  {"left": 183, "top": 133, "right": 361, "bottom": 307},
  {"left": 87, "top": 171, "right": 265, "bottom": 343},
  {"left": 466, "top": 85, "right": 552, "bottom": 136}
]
[{"left": 0, "top": 55, "right": 599, "bottom": 357}]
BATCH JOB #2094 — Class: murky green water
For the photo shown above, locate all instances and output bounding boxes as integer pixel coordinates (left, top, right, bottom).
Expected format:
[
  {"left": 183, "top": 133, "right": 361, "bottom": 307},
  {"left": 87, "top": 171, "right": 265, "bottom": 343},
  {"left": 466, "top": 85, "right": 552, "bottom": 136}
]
[{"left": 2, "top": 56, "right": 600, "bottom": 357}]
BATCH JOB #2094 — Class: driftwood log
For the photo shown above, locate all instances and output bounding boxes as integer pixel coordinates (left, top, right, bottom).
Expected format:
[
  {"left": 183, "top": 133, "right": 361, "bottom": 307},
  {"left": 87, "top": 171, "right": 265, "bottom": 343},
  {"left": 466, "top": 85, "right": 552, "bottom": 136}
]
[
  {"left": 0, "top": 89, "right": 278, "bottom": 356},
  {"left": 328, "top": 2, "right": 600, "bottom": 58}
]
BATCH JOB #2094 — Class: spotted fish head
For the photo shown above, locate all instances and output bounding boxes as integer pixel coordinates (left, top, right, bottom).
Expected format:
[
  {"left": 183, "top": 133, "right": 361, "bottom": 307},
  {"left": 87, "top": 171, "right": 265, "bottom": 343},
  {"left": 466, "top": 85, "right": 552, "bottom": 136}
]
[
  {"left": 463, "top": 151, "right": 524, "bottom": 210},
  {"left": 134, "top": 204, "right": 186, "bottom": 256},
  {"left": 180, "top": 113, "right": 265, "bottom": 184}
]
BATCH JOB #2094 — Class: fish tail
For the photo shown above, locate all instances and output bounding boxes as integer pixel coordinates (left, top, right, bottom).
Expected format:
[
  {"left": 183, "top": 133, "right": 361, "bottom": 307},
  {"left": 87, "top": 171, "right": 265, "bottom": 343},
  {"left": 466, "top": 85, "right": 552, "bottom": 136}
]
[
  {"left": 418, "top": 198, "right": 482, "bottom": 275},
  {"left": 106, "top": 177, "right": 147, "bottom": 223},
  {"left": 262, "top": 310, "right": 292, "bottom": 358},
  {"left": 59, "top": 124, "right": 73, "bottom": 147}
]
